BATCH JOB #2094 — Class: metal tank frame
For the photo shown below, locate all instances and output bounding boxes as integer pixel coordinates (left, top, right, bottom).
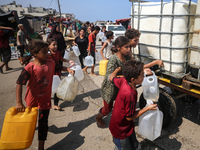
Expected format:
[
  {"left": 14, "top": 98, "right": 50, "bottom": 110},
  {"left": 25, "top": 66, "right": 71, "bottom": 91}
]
[
  {"left": 130, "top": 0, "right": 200, "bottom": 74},
  {"left": 130, "top": 0, "right": 200, "bottom": 128}
]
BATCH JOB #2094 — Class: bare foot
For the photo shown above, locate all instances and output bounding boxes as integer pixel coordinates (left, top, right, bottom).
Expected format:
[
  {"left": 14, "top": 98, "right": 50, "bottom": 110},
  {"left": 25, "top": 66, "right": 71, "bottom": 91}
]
[
  {"left": 53, "top": 105, "right": 62, "bottom": 110},
  {"left": 82, "top": 68, "right": 88, "bottom": 74},
  {"left": 90, "top": 73, "right": 97, "bottom": 76},
  {"left": 83, "top": 70, "right": 88, "bottom": 74},
  {"left": 95, "top": 116, "right": 106, "bottom": 128}
]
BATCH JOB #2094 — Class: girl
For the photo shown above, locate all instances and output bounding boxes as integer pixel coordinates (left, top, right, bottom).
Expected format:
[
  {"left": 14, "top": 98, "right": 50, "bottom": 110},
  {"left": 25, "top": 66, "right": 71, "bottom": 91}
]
[
  {"left": 96, "top": 36, "right": 131, "bottom": 128},
  {"left": 96, "top": 36, "right": 162, "bottom": 128},
  {"left": 100, "top": 31, "right": 114, "bottom": 60},
  {"left": 47, "top": 25, "right": 66, "bottom": 57},
  {"left": 47, "top": 38, "right": 74, "bottom": 110},
  {"left": 15, "top": 40, "right": 55, "bottom": 150},
  {"left": 73, "top": 28, "right": 88, "bottom": 69}
]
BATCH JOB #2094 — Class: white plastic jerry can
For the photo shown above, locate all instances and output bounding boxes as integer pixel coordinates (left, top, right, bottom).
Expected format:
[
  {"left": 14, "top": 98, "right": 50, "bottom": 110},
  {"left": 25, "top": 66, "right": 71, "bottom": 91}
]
[
  {"left": 138, "top": 100, "right": 163, "bottom": 141},
  {"left": 70, "top": 64, "right": 84, "bottom": 81},
  {"left": 84, "top": 56, "right": 94, "bottom": 66},
  {"left": 142, "top": 71, "right": 159, "bottom": 101},
  {"left": 72, "top": 45, "right": 80, "bottom": 56},
  {"left": 63, "top": 50, "right": 69, "bottom": 60},
  {"left": 52, "top": 75, "right": 61, "bottom": 95}
]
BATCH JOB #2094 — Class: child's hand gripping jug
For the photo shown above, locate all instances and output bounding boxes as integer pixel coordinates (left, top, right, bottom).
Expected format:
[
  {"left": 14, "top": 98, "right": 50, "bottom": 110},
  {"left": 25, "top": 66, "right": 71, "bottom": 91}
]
[
  {"left": 0, "top": 107, "right": 38, "bottom": 149},
  {"left": 142, "top": 71, "right": 159, "bottom": 102},
  {"left": 138, "top": 100, "right": 163, "bottom": 141}
]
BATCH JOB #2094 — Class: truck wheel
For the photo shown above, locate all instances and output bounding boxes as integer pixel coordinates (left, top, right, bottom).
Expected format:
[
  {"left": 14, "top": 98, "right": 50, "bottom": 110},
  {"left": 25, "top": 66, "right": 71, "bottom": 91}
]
[{"left": 139, "top": 88, "right": 177, "bottom": 128}]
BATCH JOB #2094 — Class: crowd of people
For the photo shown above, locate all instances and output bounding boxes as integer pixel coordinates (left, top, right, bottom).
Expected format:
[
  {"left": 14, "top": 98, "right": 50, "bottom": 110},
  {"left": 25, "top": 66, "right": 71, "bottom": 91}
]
[{"left": 0, "top": 18, "right": 164, "bottom": 150}]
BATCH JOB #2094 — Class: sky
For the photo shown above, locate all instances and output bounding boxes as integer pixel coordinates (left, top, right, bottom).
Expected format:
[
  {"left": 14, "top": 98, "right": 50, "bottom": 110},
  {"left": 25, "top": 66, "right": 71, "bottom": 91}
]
[{"left": 0, "top": 0, "right": 198, "bottom": 22}]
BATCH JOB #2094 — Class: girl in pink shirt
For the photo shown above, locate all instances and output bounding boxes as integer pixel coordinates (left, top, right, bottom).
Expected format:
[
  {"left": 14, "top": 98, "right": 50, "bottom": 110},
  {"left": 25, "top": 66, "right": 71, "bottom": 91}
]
[{"left": 16, "top": 40, "right": 55, "bottom": 150}]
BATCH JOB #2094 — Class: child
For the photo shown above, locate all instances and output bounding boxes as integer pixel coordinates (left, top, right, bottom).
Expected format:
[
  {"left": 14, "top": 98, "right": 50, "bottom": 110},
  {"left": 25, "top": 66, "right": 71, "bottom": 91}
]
[
  {"left": 109, "top": 60, "right": 157, "bottom": 150},
  {"left": 125, "top": 28, "right": 164, "bottom": 67},
  {"left": 96, "top": 36, "right": 161, "bottom": 128},
  {"left": 47, "top": 38, "right": 74, "bottom": 110},
  {"left": 17, "top": 24, "right": 27, "bottom": 65},
  {"left": 83, "top": 26, "right": 100, "bottom": 75},
  {"left": 101, "top": 26, "right": 107, "bottom": 46},
  {"left": 96, "top": 36, "right": 131, "bottom": 127},
  {"left": 100, "top": 31, "right": 114, "bottom": 60},
  {"left": 15, "top": 40, "right": 55, "bottom": 150}
]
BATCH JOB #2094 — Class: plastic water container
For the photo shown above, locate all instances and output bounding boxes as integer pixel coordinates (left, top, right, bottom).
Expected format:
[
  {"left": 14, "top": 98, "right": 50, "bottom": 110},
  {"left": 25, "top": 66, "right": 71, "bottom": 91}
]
[
  {"left": 99, "top": 60, "right": 108, "bottom": 76},
  {"left": 63, "top": 50, "right": 69, "bottom": 60},
  {"left": 142, "top": 71, "right": 159, "bottom": 101},
  {"left": 70, "top": 64, "right": 84, "bottom": 81},
  {"left": 95, "top": 52, "right": 103, "bottom": 62},
  {"left": 132, "top": 1, "right": 197, "bottom": 73},
  {"left": 138, "top": 100, "right": 163, "bottom": 141},
  {"left": 84, "top": 56, "right": 94, "bottom": 66},
  {"left": 0, "top": 107, "right": 38, "bottom": 149},
  {"left": 52, "top": 75, "right": 61, "bottom": 95},
  {"left": 57, "top": 74, "right": 79, "bottom": 101},
  {"left": 72, "top": 45, "right": 80, "bottom": 56}
]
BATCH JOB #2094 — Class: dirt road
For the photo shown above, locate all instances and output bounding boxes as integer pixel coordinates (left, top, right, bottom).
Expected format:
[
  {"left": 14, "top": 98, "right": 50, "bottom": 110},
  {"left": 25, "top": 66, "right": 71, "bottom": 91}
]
[{"left": 0, "top": 42, "right": 200, "bottom": 150}]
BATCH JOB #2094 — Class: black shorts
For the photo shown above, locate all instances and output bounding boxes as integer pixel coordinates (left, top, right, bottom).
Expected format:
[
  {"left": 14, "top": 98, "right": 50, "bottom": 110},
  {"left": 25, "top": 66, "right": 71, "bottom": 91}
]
[
  {"left": 90, "top": 51, "right": 96, "bottom": 65},
  {"left": 0, "top": 47, "right": 11, "bottom": 63},
  {"left": 17, "top": 45, "right": 25, "bottom": 57}
]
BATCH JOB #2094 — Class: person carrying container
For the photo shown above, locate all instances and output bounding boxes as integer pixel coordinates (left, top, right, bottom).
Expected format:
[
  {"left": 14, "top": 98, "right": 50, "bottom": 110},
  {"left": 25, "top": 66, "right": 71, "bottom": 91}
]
[{"left": 109, "top": 60, "right": 157, "bottom": 150}]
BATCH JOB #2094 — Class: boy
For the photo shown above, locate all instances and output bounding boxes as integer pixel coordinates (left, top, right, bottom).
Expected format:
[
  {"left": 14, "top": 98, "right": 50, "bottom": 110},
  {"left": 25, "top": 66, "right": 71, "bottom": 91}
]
[
  {"left": 17, "top": 24, "right": 26, "bottom": 65},
  {"left": 109, "top": 60, "right": 157, "bottom": 150},
  {"left": 83, "top": 26, "right": 100, "bottom": 75},
  {"left": 125, "top": 28, "right": 164, "bottom": 68},
  {"left": 100, "top": 31, "right": 114, "bottom": 60}
]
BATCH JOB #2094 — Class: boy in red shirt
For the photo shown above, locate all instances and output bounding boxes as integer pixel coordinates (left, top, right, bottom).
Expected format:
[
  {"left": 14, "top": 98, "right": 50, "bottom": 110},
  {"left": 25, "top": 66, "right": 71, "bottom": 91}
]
[
  {"left": 83, "top": 26, "right": 100, "bottom": 75},
  {"left": 109, "top": 60, "right": 157, "bottom": 150}
]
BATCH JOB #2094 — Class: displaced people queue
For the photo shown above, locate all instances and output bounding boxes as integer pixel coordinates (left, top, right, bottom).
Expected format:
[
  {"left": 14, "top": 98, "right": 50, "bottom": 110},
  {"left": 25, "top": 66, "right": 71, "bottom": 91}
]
[{"left": 0, "top": 18, "right": 165, "bottom": 150}]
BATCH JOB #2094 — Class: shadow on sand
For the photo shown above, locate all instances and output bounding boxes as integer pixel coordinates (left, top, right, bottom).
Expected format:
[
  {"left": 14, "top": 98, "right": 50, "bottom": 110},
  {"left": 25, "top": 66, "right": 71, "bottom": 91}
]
[
  {"left": 58, "top": 89, "right": 101, "bottom": 112},
  {"left": 47, "top": 114, "right": 111, "bottom": 150}
]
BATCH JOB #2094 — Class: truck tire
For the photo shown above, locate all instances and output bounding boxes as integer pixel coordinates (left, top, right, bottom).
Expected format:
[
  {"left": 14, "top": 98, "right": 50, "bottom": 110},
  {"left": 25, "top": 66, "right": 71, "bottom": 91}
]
[{"left": 139, "top": 88, "right": 177, "bottom": 128}]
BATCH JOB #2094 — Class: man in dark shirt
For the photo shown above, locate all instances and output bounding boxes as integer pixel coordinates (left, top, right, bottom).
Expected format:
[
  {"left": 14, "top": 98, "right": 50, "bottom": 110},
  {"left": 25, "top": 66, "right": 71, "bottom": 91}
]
[{"left": 0, "top": 22, "right": 14, "bottom": 73}]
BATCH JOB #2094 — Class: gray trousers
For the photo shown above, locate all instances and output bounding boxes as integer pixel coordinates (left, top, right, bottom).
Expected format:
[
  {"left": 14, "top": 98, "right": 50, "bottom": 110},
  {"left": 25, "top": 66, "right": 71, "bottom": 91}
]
[{"left": 113, "top": 131, "right": 139, "bottom": 150}]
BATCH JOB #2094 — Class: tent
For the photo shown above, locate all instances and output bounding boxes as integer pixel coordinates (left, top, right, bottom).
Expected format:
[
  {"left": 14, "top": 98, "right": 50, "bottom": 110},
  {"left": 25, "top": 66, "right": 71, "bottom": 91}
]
[
  {"left": 0, "top": 11, "right": 19, "bottom": 29},
  {"left": 116, "top": 18, "right": 131, "bottom": 29}
]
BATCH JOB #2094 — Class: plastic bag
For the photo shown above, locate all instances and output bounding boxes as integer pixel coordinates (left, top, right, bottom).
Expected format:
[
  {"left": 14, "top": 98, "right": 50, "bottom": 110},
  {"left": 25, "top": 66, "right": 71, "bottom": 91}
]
[
  {"left": 51, "top": 75, "right": 61, "bottom": 95},
  {"left": 72, "top": 45, "right": 80, "bottom": 56},
  {"left": 57, "top": 74, "right": 79, "bottom": 101},
  {"left": 138, "top": 100, "right": 163, "bottom": 141}
]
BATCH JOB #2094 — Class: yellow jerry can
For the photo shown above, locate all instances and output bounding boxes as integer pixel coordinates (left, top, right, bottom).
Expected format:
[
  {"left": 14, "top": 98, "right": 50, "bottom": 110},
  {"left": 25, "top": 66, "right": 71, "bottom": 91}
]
[
  {"left": 0, "top": 107, "right": 38, "bottom": 150},
  {"left": 99, "top": 60, "right": 108, "bottom": 76}
]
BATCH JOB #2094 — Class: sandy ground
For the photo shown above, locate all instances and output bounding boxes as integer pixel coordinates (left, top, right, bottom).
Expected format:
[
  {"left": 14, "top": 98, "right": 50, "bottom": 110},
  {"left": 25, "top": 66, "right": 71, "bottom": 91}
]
[{"left": 1, "top": 41, "right": 200, "bottom": 150}]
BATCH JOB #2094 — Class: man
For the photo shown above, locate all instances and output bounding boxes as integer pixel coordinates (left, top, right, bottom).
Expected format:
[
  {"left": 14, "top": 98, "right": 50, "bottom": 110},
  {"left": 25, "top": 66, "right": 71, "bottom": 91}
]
[
  {"left": 83, "top": 26, "right": 100, "bottom": 75},
  {"left": 0, "top": 22, "right": 14, "bottom": 73}
]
